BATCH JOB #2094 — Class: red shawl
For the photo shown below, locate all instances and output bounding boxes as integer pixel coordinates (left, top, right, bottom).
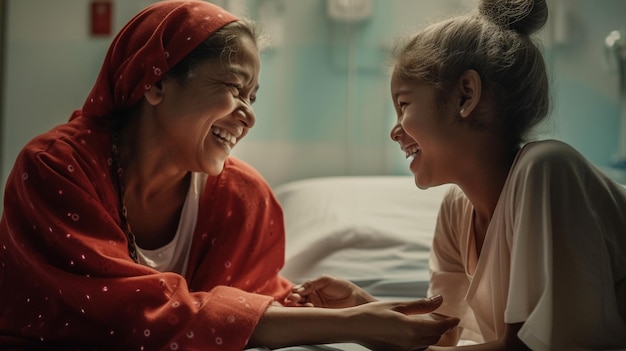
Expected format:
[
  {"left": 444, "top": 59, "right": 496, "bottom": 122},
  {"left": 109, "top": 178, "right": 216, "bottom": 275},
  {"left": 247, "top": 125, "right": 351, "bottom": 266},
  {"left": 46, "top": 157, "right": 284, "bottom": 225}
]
[{"left": 0, "top": 1, "right": 292, "bottom": 350}]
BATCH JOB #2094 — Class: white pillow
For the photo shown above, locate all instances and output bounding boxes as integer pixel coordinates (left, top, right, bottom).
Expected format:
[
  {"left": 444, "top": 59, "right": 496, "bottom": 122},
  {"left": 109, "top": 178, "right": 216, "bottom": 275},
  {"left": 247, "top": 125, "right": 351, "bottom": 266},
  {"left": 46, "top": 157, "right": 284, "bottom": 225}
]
[{"left": 275, "top": 176, "right": 451, "bottom": 299}]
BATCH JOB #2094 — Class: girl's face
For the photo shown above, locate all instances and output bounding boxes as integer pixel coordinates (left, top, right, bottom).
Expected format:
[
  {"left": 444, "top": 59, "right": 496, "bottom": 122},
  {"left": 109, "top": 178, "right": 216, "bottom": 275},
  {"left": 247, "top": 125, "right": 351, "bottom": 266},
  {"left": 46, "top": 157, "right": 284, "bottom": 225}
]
[
  {"left": 389, "top": 75, "right": 465, "bottom": 189},
  {"left": 153, "top": 35, "right": 260, "bottom": 175}
]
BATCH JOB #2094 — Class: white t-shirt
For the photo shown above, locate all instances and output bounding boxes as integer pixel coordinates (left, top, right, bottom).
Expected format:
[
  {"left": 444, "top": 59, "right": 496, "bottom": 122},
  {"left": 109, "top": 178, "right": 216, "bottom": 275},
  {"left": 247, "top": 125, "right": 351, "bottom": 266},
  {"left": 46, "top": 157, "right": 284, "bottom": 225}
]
[
  {"left": 429, "top": 140, "right": 626, "bottom": 350},
  {"left": 136, "top": 172, "right": 207, "bottom": 275}
]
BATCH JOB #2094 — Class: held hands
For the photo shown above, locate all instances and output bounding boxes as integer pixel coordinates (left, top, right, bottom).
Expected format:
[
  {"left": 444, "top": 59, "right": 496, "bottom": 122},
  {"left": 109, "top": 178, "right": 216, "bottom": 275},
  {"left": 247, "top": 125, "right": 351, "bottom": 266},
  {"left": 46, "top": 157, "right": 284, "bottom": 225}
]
[
  {"left": 253, "top": 294, "right": 459, "bottom": 351},
  {"left": 342, "top": 297, "right": 460, "bottom": 351},
  {"left": 281, "top": 275, "right": 460, "bottom": 350},
  {"left": 284, "top": 274, "right": 377, "bottom": 308}
]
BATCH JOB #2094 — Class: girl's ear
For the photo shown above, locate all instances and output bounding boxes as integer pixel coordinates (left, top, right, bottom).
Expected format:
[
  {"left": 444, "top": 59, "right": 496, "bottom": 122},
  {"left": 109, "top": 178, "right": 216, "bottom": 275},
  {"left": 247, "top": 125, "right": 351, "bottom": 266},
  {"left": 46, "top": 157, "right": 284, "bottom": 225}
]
[
  {"left": 144, "top": 79, "right": 165, "bottom": 106},
  {"left": 457, "top": 69, "right": 482, "bottom": 118}
]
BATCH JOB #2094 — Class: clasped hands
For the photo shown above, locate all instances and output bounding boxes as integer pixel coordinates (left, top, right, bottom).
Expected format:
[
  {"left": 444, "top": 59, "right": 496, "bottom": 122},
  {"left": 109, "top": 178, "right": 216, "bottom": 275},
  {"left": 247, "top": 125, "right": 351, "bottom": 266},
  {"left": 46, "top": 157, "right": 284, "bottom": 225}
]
[{"left": 283, "top": 275, "right": 459, "bottom": 351}]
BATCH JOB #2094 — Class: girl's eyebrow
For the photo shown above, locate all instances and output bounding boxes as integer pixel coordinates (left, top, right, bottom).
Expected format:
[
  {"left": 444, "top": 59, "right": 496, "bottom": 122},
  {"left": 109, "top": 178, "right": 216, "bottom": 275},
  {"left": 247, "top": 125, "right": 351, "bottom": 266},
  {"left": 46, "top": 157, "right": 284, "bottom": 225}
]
[{"left": 393, "top": 88, "right": 412, "bottom": 100}]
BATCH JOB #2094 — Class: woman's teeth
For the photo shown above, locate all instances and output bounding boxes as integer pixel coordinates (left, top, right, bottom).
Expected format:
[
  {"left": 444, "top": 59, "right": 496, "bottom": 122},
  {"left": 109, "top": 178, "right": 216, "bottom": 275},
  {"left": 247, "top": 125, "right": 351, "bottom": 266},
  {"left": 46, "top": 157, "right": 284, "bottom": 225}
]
[{"left": 212, "top": 127, "right": 237, "bottom": 145}]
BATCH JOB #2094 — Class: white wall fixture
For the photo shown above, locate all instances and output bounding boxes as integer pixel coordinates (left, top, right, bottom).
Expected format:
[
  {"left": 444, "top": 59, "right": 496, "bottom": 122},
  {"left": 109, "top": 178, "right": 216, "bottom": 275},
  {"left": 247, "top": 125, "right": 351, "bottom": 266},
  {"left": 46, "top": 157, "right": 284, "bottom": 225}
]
[
  {"left": 327, "top": 0, "right": 372, "bottom": 22},
  {"left": 605, "top": 30, "right": 626, "bottom": 168}
]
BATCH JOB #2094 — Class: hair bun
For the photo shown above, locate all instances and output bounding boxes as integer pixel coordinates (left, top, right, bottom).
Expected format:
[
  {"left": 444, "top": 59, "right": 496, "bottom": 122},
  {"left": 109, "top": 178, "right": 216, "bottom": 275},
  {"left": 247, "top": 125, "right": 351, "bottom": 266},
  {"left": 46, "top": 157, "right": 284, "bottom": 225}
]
[{"left": 479, "top": 0, "right": 548, "bottom": 35}]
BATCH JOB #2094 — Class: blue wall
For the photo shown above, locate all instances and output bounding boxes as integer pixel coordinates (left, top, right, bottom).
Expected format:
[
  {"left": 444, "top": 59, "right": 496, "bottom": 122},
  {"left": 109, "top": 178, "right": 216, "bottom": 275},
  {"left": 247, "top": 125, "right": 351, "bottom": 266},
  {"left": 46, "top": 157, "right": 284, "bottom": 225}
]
[
  {"left": 547, "top": 0, "right": 625, "bottom": 172},
  {"left": 3, "top": 0, "right": 626, "bottom": 188}
]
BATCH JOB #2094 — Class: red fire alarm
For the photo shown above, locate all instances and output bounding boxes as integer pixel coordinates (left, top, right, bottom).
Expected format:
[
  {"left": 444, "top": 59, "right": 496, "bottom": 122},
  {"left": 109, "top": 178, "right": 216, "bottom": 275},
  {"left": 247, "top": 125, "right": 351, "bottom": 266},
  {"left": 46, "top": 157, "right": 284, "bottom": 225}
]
[{"left": 90, "top": 1, "right": 112, "bottom": 36}]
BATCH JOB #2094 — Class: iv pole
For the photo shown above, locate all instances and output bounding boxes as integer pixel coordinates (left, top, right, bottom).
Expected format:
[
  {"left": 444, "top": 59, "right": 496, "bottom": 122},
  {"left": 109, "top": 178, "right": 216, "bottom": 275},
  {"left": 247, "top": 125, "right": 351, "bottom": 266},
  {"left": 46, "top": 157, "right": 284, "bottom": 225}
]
[{"left": 605, "top": 30, "right": 626, "bottom": 169}]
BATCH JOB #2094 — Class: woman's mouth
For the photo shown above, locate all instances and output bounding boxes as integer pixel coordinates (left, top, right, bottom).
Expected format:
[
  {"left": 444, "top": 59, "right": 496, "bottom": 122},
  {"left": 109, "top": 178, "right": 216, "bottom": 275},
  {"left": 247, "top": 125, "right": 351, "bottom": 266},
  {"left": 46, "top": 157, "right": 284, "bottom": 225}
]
[{"left": 211, "top": 127, "right": 238, "bottom": 148}]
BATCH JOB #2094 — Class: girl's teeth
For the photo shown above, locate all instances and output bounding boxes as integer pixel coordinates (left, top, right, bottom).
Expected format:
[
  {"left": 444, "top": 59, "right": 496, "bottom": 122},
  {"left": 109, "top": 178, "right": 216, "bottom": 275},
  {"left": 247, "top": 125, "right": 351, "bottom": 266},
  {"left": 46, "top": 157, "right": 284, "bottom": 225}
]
[{"left": 405, "top": 146, "right": 419, "bottom": 158}]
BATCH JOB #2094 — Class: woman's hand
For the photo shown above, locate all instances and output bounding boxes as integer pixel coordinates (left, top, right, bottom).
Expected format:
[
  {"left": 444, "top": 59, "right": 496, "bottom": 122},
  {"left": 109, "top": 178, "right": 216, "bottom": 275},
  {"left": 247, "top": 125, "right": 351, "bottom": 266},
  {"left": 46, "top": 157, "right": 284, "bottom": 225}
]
[{"left": 284, "top": 274, "right": 377, "bottom": 308}]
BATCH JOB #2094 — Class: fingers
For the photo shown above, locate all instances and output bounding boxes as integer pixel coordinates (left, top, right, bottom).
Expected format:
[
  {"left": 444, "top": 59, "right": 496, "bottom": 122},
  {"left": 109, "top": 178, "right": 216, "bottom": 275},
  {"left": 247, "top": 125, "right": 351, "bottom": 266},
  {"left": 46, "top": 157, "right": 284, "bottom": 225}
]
[
  {"left": 392, "top": 296, "right": 460, "bottom": 336},
  {"left": 292, "top": 275, "right": 335, "bottom": 295},
  {"left": 425, "top": 315, "right": 460, "bottom": 335},
  {"left": 283, "top": 292, "right": 313, "bottom": 307},
  {"left": 394, "top": 295, "right": 443, "bottom": 314}
]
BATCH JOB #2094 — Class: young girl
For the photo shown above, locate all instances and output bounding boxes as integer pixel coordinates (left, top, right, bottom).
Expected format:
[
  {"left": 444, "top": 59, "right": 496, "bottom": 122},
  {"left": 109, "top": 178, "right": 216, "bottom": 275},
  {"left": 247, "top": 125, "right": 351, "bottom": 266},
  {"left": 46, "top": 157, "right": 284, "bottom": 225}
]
[{"left": 387, "top": 0, "right": 626, "bottom": 349}]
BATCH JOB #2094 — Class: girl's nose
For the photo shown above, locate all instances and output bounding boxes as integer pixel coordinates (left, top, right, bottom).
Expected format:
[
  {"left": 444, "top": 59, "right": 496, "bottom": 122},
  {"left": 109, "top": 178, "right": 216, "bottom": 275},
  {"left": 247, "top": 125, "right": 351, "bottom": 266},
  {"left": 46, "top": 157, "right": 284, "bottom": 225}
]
[{"left": 390, "top": 123, "right": 403, "bottom": 142}]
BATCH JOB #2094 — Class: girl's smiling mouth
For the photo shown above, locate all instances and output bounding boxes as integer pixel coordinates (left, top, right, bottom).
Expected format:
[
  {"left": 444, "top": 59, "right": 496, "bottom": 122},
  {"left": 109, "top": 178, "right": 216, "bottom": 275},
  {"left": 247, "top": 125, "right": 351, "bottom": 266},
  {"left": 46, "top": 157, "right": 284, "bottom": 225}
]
[{"left": 403, "top": 144, "right": 420, "bottom": 159}]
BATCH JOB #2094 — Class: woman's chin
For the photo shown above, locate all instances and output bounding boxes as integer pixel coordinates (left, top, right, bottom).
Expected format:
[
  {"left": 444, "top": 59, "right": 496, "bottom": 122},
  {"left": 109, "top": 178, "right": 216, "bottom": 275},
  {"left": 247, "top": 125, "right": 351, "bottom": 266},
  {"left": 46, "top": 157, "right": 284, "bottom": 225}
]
[{"left": 204, "top": 159, "right": 226, "bottom": 176}]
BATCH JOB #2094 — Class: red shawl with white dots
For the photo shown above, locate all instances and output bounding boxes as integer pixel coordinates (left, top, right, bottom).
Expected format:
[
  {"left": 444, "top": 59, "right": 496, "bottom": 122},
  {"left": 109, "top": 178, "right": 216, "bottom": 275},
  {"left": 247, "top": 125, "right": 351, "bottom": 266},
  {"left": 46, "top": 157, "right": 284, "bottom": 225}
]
[
  {"left": 0, "top": 114, "right": 292, "bottom": 350},
  {"left": 0, "top": 1, "right": 292, "bottom": 349}
]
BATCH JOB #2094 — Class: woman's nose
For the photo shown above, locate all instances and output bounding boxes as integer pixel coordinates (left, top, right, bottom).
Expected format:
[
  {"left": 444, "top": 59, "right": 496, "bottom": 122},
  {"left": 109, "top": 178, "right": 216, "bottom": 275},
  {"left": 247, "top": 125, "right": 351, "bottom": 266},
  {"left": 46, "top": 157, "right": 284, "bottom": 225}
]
[{"left": 235, "top": 105, "right": 255, "bottom": 129}]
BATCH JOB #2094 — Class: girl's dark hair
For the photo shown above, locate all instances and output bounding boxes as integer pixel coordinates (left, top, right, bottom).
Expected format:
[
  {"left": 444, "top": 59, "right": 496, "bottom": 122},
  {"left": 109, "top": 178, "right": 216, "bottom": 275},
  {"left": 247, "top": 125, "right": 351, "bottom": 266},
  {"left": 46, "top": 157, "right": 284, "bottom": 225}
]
[
  {"left": 392, "top": 0, "right": 550, "bottom": 147},
  {"left": 167, "top": 18, "right": 265, "bottom": 82}
]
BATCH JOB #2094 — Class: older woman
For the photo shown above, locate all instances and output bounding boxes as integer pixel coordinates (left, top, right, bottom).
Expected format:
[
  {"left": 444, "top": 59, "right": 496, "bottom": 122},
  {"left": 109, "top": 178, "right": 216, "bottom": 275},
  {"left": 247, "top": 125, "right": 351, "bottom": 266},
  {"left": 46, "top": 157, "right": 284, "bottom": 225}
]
[{"left": 0, "top": 1, "right": 457, "bottom": 350}]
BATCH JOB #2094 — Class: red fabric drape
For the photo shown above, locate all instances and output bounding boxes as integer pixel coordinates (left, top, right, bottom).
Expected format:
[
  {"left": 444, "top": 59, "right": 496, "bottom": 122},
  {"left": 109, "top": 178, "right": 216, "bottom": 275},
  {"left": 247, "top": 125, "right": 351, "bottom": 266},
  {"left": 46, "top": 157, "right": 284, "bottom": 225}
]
[
  {"left": 83, "top": 0, "right": 237, "bottom": 119},
  {"left": 0, "top": 1, "right": 292, "bottom": 349}
]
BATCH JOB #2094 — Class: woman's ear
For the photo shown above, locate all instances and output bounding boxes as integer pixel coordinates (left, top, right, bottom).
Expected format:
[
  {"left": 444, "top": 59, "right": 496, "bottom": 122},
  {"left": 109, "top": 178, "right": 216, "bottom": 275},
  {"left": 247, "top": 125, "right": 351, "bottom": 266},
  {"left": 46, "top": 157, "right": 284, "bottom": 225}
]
[
  {"left": 144, "top": 79, "right": 165, "bottom": 106},
  {"left": 457, "top": 69, "right": 482, "bottom": 118}
]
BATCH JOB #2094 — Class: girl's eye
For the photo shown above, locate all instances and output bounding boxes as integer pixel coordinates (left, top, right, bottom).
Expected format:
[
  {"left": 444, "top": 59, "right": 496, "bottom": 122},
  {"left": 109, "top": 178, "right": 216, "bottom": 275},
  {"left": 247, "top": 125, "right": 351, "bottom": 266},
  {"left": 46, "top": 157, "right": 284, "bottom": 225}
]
[{"left": 397, "top": 101, "right": 407, "bottom": 111}]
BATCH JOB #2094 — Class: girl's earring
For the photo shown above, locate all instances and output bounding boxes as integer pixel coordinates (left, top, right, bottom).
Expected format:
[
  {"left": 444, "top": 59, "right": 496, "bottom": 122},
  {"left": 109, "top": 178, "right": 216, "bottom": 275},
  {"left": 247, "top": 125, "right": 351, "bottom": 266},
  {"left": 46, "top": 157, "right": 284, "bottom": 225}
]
[{"left": 460, "top": 108, "right": 465, "bottom": 116}]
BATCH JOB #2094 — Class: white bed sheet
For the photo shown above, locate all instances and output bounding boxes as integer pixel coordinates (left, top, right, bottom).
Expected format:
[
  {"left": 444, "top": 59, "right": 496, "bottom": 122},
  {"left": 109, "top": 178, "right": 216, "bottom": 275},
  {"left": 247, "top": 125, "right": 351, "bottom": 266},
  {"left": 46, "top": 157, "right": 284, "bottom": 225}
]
[
  {"left": 247, "top": 176, "right": 451, "bottom": 351},
  {"left": 278, "top": 176, "right": 450, "bottom": 298}
]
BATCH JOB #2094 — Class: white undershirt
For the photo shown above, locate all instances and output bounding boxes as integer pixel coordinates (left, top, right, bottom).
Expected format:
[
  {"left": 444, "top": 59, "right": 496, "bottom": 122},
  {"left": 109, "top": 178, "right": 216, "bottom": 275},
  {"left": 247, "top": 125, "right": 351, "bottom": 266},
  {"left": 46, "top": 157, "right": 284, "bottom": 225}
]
[{"left": 136, "top": 172, "right": 207, "bottom": 275}]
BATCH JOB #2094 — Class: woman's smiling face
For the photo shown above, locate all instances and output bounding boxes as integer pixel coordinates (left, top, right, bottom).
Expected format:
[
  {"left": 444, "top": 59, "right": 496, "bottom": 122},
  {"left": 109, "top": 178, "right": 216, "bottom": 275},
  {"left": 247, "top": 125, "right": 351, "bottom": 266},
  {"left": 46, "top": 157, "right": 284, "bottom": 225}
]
[{"left": 152, "top": 35, "right": 260, "bottom": 176}]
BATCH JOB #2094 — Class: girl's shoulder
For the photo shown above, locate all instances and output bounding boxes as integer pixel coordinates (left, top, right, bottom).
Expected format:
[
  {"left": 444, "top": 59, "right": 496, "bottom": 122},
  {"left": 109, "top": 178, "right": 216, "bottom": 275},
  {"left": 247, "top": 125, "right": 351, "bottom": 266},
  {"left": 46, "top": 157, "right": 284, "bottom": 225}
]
[
  {"left": 513, "top": 139, "right": 591, "bottom": 179},
  {"left": 509, "top": 139, "right": 625, "bottom": 196},
  {"left": 517, "top": 139, "right": 582, "bottom": 164},
  {"left": 440, "top": 184, "right": 471, "bottom": 218}
]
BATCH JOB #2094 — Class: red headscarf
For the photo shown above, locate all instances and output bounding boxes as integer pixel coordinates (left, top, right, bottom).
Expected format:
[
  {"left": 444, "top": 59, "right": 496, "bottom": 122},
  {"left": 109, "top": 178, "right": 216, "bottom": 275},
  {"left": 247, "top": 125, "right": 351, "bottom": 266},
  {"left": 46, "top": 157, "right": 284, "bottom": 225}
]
[{"left": 82, "top": 0, "right": 238, "bottom": 119}]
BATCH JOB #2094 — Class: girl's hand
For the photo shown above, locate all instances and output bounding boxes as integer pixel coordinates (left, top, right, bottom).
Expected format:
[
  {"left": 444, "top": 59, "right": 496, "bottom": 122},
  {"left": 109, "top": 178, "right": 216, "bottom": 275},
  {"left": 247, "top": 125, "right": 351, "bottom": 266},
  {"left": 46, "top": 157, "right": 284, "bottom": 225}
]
[{"left": 353, "top": 298, "right": 460, "bottom": 351}]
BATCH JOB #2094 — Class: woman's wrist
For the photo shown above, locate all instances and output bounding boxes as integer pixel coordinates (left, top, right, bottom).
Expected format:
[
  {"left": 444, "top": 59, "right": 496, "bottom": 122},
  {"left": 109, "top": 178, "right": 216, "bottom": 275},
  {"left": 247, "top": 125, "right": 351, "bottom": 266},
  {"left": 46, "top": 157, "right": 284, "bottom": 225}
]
[{"left": 249, "top": 304, "right": 356, "bottom": 349}]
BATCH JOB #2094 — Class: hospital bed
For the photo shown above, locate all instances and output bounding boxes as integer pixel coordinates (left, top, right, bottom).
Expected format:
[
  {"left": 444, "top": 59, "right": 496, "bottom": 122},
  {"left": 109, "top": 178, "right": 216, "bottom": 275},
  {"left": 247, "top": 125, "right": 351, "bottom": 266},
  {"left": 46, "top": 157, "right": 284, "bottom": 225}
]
[{"left": 247, "top": 176, "right": 451, "bottom": 351}]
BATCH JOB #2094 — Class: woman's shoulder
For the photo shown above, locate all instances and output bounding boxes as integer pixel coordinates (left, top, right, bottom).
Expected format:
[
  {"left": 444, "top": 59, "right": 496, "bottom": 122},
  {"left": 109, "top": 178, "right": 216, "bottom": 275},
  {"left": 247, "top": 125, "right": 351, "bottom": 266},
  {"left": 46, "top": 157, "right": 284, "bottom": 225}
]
[
  {"left": 223, "top": 156, "right": 268, "bottom": 184},
  {"left": 20, "top": 113, "right": 111, "bottom": 160},
  {"left": 211, "top": 156, "right": 274, "bottom": 195}
]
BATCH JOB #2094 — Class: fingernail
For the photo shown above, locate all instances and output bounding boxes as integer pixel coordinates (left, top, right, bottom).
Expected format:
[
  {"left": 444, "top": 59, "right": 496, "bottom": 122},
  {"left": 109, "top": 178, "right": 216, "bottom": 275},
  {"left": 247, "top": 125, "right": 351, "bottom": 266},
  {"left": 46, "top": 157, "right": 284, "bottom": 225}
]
[{"left": 428, "top": 295, "right": 443, "bottom": 303}]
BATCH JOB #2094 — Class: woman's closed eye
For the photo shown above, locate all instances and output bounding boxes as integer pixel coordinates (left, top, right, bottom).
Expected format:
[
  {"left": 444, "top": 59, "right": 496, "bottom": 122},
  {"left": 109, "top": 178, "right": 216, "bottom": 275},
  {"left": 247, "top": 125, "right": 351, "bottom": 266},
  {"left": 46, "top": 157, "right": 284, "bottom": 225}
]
[
  {"left": 228, "top": 83, "right": 257, "bottom": 105},
  {"left": 227, "top": 83, "right": 242, "bottom": 95}
]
